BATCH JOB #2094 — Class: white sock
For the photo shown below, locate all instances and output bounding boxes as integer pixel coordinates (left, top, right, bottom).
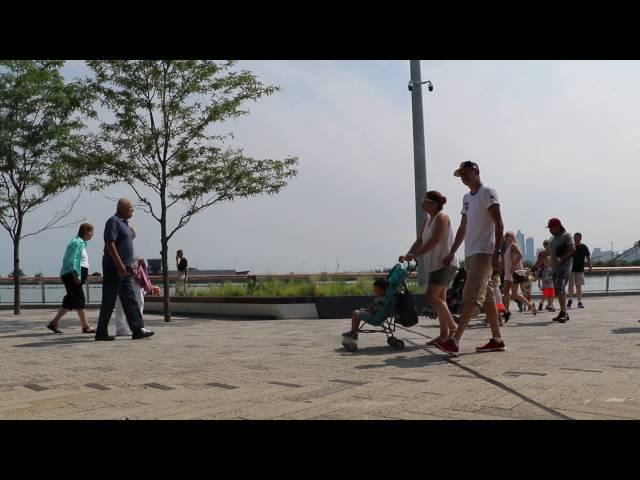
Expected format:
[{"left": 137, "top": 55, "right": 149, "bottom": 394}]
[{"left": 494, "top": 337, "right": 502, "bottom": 342}]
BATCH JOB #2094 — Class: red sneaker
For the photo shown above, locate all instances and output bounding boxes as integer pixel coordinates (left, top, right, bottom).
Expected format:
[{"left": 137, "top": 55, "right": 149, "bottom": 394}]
[
  {"left": 434, "top": 337, "right": 459, "bottom": 356},
  {"left": 476, "top": 338, "right": 505, "bottom": 353}
]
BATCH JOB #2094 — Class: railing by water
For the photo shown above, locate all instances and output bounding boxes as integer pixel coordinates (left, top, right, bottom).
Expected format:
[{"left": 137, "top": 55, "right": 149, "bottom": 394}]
[{"left": 1, "top": 266, "right": 640, "bottom": 305}]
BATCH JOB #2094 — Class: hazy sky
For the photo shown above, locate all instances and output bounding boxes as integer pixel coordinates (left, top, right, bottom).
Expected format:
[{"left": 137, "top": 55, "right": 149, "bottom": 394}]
[{"left": 2, "top": 60, "right": 639, "bottom": 275}]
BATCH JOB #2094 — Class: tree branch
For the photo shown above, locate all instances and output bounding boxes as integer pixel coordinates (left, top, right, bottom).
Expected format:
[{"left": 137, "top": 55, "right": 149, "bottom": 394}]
[
  {"left": 21, "top": 190, "right": 84, "bottom": 239},
  {"left": 166, "top": 195, "right": 221, "bottom": 241}
]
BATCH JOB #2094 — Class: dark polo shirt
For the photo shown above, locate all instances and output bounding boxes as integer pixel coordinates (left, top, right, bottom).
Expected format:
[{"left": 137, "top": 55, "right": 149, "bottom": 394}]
[{"left": 103, "top": 214, "right": 134, "bottom": 269}]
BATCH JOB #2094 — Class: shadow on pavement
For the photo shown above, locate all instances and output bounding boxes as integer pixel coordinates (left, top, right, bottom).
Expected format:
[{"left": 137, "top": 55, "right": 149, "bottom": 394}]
[
  {"left": 508, "top": 321, "right": 556, "bottom": 327},
  {"left": 13, "top": 336, "right": 94, "bottom": 348},
  {"left": 0, "top": 332, "right": 60, "bottom": 339},
  {"left": 355, "top": 354, "right": 450, "bottom": 370},
  {"left": 610, "top": 327, "right": 640, "bottom": 335},
  {"left": 334, "top": 345, "right": 422, "bottom": 356}
]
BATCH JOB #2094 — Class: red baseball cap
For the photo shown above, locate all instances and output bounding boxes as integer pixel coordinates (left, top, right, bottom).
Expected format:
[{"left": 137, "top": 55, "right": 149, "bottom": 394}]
[{"left": 546, "top": 218, "right": 562, "bottom": 228}]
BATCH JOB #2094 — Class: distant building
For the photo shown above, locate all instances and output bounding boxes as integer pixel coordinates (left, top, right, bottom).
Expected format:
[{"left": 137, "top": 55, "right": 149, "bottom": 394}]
[
  {"left": 516, "top": 230, "right": 525, "bottom": 254},
  {"left": 525, "top": 237, "right": 535, "bottom": 263}
]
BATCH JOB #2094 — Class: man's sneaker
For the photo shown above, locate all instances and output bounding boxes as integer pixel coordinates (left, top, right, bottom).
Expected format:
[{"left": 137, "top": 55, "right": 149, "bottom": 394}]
[
  {"left": 342, "top": 330, "right": 358, "bottom": 340},
  {"left": 546, "top": 305, "right": 555, "bottom": 312},
  {"left": 476, "top": 338, "right": 505, "bottom": 353},
  {"left": 567, "top": 299, "right": 573, "bottom": 309},
  {"left": 553, "top": 311, "right": 568, "bottom": 323},
  {"left": 503, "top": 311, "right": 511, "bottom": 323},
  {"left": 538, "top": 302, "right": 544, "bottom": 312},
  {"left": 578, "top": 302, "right": 584, "bottom": 309},
  {"left": 434, "top": 337, "right": 459, "bottom": 356}
]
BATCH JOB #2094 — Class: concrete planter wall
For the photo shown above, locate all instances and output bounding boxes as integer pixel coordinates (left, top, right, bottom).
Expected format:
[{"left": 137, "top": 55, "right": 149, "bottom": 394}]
[
  {"left": 144, "top": 296, "right": 318, "bottom": 319},
  {"left": 144, "top": 294, "right": 428, "bottom": 320},
  {"left": 313, "top": 294, "right": 427, "bottom": 319}
]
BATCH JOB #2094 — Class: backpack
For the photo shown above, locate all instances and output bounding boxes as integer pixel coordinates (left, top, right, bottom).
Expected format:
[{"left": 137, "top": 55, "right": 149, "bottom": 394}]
[{"left": 395, "top": 290, "right": 419, "bottom": 327}]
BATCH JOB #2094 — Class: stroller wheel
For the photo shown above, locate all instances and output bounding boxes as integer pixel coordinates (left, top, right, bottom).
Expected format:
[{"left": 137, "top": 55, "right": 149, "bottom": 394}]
[
  {"left": 387, "top": 336, "right": 397, "bottom": 347},
  {"left": 392, "top": 339, "right": 405, "bottom": 350}
]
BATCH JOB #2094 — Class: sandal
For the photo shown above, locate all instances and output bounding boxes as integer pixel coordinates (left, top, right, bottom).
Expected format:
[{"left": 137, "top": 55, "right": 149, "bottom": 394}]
[
  {"left": 47, "top": 322, "right": 63, "bottom": 334},
  {"left": 82, "top": 326, "right": 96, "bottom": 334}
]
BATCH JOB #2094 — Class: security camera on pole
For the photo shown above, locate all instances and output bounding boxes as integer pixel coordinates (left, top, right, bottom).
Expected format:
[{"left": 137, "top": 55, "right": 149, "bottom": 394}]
[{"left": 408, "top": 60, "right": 433, "bottom": 287}]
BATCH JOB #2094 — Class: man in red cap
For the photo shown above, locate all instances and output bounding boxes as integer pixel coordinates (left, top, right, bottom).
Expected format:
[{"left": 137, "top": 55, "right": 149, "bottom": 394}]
[
  {"left": 546, "top": 217, "right": 576, "bottom": 322},
  {"left": 439, "top": 161, "right": 505, "bottom": 355}
]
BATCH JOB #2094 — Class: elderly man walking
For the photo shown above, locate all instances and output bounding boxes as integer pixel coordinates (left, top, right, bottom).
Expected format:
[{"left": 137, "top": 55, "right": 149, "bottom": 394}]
[{"left": 95, "top": 198, "right": 155, "bottom": 341}]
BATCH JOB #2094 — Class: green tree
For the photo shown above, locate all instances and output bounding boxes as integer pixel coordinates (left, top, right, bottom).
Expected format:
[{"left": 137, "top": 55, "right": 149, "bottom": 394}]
[
  {"left": 0, "top": 61, "right": 95, "bottom": 314},
  {"left": 85, "top": 60, "right": 298, "bottom": 322}
]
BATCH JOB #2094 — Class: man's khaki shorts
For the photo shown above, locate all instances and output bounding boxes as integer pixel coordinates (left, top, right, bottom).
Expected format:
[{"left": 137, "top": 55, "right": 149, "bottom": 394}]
[
  {"left": 569, "top": 272, "right": 585, "bottom": 288},
  {"left": 462, "top": 254, "right": 496, "bottom": 308}
]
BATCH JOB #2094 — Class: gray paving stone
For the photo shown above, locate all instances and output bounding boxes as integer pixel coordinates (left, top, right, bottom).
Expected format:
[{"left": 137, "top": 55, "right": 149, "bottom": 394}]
[{"left": 1, "top": 296, "right": 640, "bottom": 419}]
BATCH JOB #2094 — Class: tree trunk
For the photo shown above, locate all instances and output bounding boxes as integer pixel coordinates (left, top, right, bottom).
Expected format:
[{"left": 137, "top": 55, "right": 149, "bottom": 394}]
[
  {"left": 161, "top": 233, "right": 170, "bottom": 322},
  {"left": 160, "top": 194, "right": 171, "bottom": 322},
  {"left": 13, "top": 236, "right": 21, "bottom": 315}
]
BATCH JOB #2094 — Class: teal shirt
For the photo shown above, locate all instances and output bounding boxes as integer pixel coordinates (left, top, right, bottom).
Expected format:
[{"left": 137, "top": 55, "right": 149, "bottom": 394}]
[{"left": 60, "top": 236, "right": 86, "bottom": 278}]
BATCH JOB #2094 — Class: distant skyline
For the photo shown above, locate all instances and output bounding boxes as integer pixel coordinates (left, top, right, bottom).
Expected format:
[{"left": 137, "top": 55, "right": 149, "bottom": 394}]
[{"left": 3, "top": 60, "right": 640, "bottom": 275}]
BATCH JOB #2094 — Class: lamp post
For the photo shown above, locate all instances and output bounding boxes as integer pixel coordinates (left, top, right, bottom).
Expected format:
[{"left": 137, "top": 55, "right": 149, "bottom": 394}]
[{"left": 408, "top": 60, "right": 433, "bottom": 287}]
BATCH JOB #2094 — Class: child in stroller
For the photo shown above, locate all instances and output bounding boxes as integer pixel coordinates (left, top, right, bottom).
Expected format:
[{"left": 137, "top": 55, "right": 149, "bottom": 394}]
[
  {"left": 341, "top": 261, "right": 418, "bottom": 353},
  {"left": 342, "top": 278, "right": 388, "bottom": 340}
]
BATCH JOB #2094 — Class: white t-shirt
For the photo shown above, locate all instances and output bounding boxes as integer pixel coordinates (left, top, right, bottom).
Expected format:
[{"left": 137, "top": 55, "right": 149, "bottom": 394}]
[
  {"left": 461, "top": 184, "right": 500, "bottom": 257},
  {"left": 81, "top": 247, "right": 89, "bottom": 269}
]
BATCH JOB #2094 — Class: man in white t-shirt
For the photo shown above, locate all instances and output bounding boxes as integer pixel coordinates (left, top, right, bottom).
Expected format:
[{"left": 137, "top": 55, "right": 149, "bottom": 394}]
[{"left": 438, "top": 161, "right": 505, "bottom": 356}]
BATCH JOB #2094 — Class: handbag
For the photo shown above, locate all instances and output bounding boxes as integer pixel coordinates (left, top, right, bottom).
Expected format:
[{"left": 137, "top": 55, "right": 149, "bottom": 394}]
[{"left": 512, "top": 269, "right": 528, "bottom": 284}]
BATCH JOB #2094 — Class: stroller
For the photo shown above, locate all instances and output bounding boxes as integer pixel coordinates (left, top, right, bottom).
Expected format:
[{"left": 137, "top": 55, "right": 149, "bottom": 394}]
[
  {"left": 421, "top": 267, "right": 467, "bottom": 323},
  {"left": 341, "top": 260, "right": 419, "bottom": 353}
]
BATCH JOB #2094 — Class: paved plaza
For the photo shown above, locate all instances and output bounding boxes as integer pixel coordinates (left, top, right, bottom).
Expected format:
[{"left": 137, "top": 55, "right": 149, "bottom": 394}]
[{"left": 1, "top": 296, "right": 640, "bottom": 419}]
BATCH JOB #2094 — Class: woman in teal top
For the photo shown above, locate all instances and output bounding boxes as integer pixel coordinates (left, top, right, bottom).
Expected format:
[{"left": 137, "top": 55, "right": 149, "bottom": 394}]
[{"left": 47, "top": 223, "right": 96, "bottom": 334}]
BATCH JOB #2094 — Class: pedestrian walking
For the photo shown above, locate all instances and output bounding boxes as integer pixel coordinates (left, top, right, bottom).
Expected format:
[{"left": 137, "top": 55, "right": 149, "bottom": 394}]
[
  {"left": 176, "top": 249, "right": 188, "bottom": 295},
  {"left": 438, "top": 161, "right": 505, "bottom": 356},
  {"left": 94, "top": 198, "right": 154, "bottom": 341},
  {"left": 502, "top": 231, "right": 537, "bottom": 322},
  {"left": 47, "top": 223, "right": 96, "bottom": 334},
  {"left": 546, "top": 217, "right": 576, "bottom": 323},
  {"left": 402, "top": 190, "right": 459, "bottom": 345},
  {"left": 567, "top": 233, "right": 592, "bottom": 309}
]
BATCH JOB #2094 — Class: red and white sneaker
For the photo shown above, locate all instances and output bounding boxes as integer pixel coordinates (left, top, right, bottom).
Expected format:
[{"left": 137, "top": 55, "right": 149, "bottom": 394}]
[
  {"left": 434, "top": 337, "right": 459, "bottom": 356},
  {"left": 475, "top": 338, "right": 505, "bottom": 353}
]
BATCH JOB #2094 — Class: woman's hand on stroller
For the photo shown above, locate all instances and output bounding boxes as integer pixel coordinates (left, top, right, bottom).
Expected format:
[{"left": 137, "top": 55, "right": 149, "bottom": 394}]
[{"left": 401, "top": 253, "right": 415, "bottom": 263}]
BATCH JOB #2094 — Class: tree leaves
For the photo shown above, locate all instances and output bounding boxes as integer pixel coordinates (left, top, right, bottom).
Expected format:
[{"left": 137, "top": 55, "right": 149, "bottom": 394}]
[
  {"left": 0, "top": 60, "right": 96, "bottom": 235},
  {"left": 86, "top": 60, "right": 298, "bottom": 232}
]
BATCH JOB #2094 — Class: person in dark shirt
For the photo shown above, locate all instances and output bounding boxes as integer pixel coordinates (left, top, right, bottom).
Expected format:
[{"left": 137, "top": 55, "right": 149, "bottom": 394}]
[
  {"left": 176, "top": 250, "right": 188, "bottom": 295},
  {"left": 568, "top": 232, "right": 592, "bottom": 309},
  {"left": 95, "top": 198, "right": 155, "bottom": 341}
]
